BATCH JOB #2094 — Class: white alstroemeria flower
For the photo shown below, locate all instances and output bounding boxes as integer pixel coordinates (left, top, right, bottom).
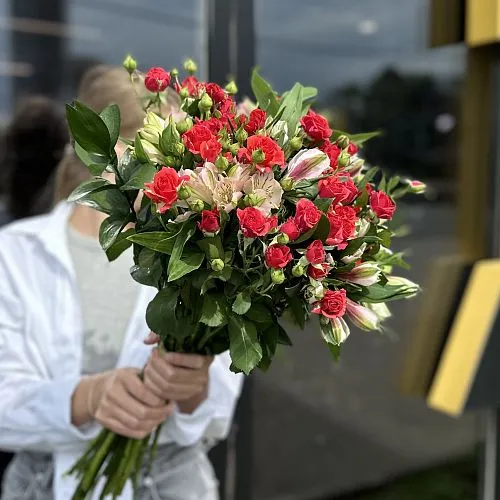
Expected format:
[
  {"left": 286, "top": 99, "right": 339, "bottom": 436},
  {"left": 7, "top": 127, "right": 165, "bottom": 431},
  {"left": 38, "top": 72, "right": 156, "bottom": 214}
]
[
  {"left": 243, "top": 171, "right": 283, "bottom": 215},
  {"left": 284, "top": 148, "right": 329, "bottom": 181}
]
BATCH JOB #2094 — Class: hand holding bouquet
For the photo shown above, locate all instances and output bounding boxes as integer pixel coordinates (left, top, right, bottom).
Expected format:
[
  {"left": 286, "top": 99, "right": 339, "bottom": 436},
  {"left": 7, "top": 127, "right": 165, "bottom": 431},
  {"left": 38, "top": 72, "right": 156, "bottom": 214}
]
[{"left": 66, "top": 56, "right": 423, "bottom": 499}]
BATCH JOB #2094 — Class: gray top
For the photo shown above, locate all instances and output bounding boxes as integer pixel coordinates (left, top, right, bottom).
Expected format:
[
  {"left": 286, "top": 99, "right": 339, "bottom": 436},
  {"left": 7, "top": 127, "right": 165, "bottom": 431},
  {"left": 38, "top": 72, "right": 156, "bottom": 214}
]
[{"left": 67, "top": 226, "right": 139, "bottom": 375}]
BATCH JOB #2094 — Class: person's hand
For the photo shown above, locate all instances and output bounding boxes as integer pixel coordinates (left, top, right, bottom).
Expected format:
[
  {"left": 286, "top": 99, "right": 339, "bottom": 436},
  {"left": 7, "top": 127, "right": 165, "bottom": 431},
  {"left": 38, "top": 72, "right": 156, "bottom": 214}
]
[
  {"left": 89, "top": 368, "right": 174, "bottom": 439},
  {"left": 144, "top": 348, "right": 213, "bottom": 405}
]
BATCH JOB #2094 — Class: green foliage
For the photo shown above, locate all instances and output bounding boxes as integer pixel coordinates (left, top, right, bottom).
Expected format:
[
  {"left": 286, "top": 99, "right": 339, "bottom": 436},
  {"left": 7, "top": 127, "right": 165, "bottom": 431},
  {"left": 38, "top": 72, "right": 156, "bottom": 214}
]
[
  {"left": 146, "top": 288, "right": 180, "bottom": 339},
  {"left": 228, "top": 315, "right": 262, "bottom": 375},
  {"left": 251, "top": 68, "right": 280, "bottom": 115}
]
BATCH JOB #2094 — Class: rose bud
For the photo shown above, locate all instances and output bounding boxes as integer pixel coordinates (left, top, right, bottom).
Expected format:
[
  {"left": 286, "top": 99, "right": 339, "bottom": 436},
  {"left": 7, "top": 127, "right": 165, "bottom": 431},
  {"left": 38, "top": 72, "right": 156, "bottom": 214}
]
[
  {"left": 370, "top": 191, "right": 396, "bottom": 220},
  {"left": 280, "top": 178, "right": 295, "bottom": 192},
  {"left": 225, "top": 80, "right": 238, "bottom": 95},
  {"left": 176, "top": 117, "right": 194, "bottom": 134},
  {"left": 270, "top": 268, "right": 286, "bottom": 284},
  {"left": 292, "top": 263, "right": 306, "bottom": 277},
  {"left": 144, "top": 67, "right": 171, "bottom": 93},
  {"left": 337, "top": 262, "right": 381, "bottom": 286},
  {"left": 336, "top": 135, "right": 350, "bottom": 150},
  {"left": 277, "top": 233, "right": 290, "bottom": 245},
  {"left": 252, "top": 148, "right": 266, "bottom": 164},
  {"left": 229, "top": 143, "right": 240, "bottom": 156},
  {"left": 265, "top": 244, "right": 293, "bottom": 269},
  {"left": 236, "top": 127, "right": 249, "bottom": 144},
  {"left": 289, "top": 136, "right": 303, "bottom": 151},
  {"left": 285, "top": 148, "right": 329, "bottom": 181},
  {"left": 211, "top": 258, "right": 225, "bottom": 272},
  {"left": 306, "top": 240, "right": 326, "bottom": 265},
  {"left": 215, "top": 155, "right": 230, "bottom": 171},
  {"left": 346, "top": 298, "right": 380, "bottom": 331},
  {"left": 179, "top": 87, "right": 190, "bottom": 99},
  {"left": 198, "top": 208, "right": 220, "bottom": 236},
  {"left": 280, "top": 218, "right": 301, "bottom": 241},
  {"left": 177, "top": 185, "right": 191, "bottom": 200},
  {"left": 184, "top": 58, "right": 198, "bottom": 74},
  {"left": 171, "top": 67, "right": 179, "bottom": 77},
  {"left": 123, "top": 54, "right": 137, "bottom": 74},
  {"left": 189, "top": 199, "right": 205, "bottom": 213},
  {"left": 337, "top": 151, "right": 350, "bottom": 168},
  {"left": 198, "top": 93, "right": 213, "bottom": 113},
  {"left": 406, "top": 179, "right": 426, "bottom": 194}
]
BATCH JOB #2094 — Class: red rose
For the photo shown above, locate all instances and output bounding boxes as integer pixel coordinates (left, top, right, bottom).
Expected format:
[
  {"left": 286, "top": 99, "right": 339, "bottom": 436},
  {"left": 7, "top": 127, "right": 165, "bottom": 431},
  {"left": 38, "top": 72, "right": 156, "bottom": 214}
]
[
  {"left": 218, "top": 97, "right": 235, "bottom": 117},
  {"left": 200, "top": 137, "right": 222, "bottom": 163},
  {"left": 366, "top": 183, "right": 374, "bottom": 194},
  {"left": 294, "top": 198, "right": 322, "bottom": 233},
  {"left": 326, "top": 205, "right": 357, "bottom": 248},
  {"left": 144, "top": 167, "right": 187, "bottom": 213},
  {"left": 307, "top": 263, "right": 330, "bottom": 280},
  {"left": 348, "top": 143, "right": 358, "bottom": 155},
  {"left": 245, "top": 109, "right": 267, "bottom": 134},
  {"left": 265, "top": 244, "right": 293, "bottom": 269},
  {"left": 306, "top": 240, "right": 326, "bottom": 264},
  {"left": 239, "top": 135, "right": 285, "bottom": 173},
  {"left": 321, "top": 142, "right": 342, "bottom": 170},
  {"left": 237, "top": 207, "right": 278, "bottom": 238},
  {"left": 196, "top": 117, "right": 224, "bottom": 134},
  {"left": 370, "top": 191, "right": 396, "bottom": 220},
  {"left": 205, "top": 83, "right": 226, "bottom": 104},
  {"left": 181, "top": 75, "right": 201, "bottom": 95},
  {"left": 198, "top": 209, "right": 220, "bottom": 234},
  {"left": 280, "top": 218, "right": 301, "bottom": 241},
  {"left": 300, "top": 110, "right": 332, "bottom": 142},
  {"left": 312, "top": 289, "right": 347, "bottom": 319},
  {"left": 144, "top": 67, "right": 171, "bottom": 93},
  {"left": 318, "top": 176, "right": 358, "bottom": 204},
  {"left": 182, "top": 124, "right": 215, "bottom": 155}
]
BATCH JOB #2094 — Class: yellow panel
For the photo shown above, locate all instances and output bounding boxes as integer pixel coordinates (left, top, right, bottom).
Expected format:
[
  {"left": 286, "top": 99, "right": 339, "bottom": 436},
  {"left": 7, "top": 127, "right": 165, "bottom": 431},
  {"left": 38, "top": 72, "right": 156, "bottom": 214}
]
[
  {"left": 466, "top": 0, "right": 500, "bottom": 47},
  {"left": 429, "top": 0, "right": 464, "bottom": 47},
  {"left": 428, "top": 260, "right": 500, "bottom": 416}
]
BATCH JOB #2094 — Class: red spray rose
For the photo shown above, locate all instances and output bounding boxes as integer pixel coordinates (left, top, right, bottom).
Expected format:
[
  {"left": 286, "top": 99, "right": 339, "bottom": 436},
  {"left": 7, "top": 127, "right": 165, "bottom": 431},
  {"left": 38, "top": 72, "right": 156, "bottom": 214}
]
[
  {"left": 370, "top": 191, "right": 396, "bottom": 220},
  {"left": 238, "top": 135, "right": 285, "bottom": 172},
  {"left": 312, "top": 289, "right": 347, "bottom": 319},
  {"left": 306, "top": 240, "right": 326, "bottom": 264},
  {"left": 199, "top": 137, "right": 222, "bottom": 163},
  {"left": 182, "top": 124, "right": 215, "bottom": 155},
  {"left": 144, "top": 167, "right": 188, "bottom": 213},
  {"left": 294, "top": 198, "right": 322, "bottom": 233},
  {"left": 326, "top": 205, "right": 357, "bottom": 248},
  {"left": 348, "top": 143, "right": 358, "bottom": 155},
  {"left": 237, "top": 207, "right": 278, "bottom": 238},
  {"left": 265, "top": 244, "right": 293, "bottom": 269},
  {"left": 180, "top": 75, "right": 201, "bottom": 95},
  {"left": 198, "top": 209, "right": 220, "bottom": 234},
  {"left": 300, "top": 110, "right": 332, "bottom": 142},
  {"left": 321, "top": 142, "right": 342, "bottom": 169},
  {"left": 205, "top": 83, "right": 226, "bottom": 104},
  {"left": 307, "top": 263, "right": 330, "bottom": 280},
  {"left": 244, "top": 109, "right": 267, "bottom": 134},
  {"left": 196, "top": 117, "right": 224, "bottom": 134},
  {"left": 144, "top": 67, "right": 171, "bottom": 93},
  {"left": 318, "top": 176, "right": 358, "bottom": 204},
  {"left": 280, "top": 218, "right": 301, "bottom": 241}
]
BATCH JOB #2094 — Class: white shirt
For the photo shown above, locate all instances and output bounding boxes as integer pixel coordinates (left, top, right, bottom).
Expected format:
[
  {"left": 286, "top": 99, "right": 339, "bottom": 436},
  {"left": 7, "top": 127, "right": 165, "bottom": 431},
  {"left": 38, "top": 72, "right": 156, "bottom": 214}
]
[{"left": 0, "top": 202, "right": 243, "bottom": 500}]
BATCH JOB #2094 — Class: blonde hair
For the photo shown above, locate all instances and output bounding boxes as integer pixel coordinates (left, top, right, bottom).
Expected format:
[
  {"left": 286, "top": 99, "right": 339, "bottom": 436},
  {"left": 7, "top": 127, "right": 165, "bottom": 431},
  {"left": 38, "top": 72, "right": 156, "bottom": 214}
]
[{"left": 54, "top": 65, "right": 145, "bottom": 201}]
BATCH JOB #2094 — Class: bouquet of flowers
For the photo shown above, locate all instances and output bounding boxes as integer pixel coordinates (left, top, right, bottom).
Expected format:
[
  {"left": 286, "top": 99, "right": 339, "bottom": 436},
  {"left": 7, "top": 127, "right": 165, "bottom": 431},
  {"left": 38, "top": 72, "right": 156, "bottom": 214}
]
[{"left": 65, "top": 56, "right": 424, "bottom": 499}]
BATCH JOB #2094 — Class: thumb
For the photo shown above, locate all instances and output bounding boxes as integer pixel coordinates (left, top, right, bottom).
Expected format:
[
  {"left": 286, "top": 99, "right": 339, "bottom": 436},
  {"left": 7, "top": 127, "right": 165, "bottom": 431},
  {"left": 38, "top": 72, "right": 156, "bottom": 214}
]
[{"left": 144, "top": 332, "right": 160, "bottom": 345}]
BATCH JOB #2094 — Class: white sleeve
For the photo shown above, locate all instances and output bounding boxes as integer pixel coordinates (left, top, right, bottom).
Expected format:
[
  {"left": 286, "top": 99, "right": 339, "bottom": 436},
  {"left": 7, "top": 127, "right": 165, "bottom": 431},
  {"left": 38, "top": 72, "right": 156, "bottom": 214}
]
[
  {"left": 0, "top": 257, "right": 98, "bottom": 453},
  {"left": 163, "top": 351, "right": 244, "bottom": 446}
]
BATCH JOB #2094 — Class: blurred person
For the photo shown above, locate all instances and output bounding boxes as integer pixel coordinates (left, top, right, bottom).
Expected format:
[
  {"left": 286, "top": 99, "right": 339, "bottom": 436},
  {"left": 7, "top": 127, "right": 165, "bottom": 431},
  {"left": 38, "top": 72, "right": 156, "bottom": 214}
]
[
  {"left": 0, "top": 65, "right": 243, "bottom": 500},
  {"left": 0, "top": 95, "right": 68, "bottom": 222}
]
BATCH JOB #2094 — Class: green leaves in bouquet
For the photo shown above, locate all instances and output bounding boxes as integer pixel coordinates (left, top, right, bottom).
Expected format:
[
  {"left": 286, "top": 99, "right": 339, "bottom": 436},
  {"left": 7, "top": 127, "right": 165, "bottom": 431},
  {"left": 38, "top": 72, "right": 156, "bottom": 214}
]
[
  {"left": 251, "top": 68, "right": 280, "bottom": 116},
  {"left": 232, "top": 292, "right": 252, "bottom": 315},
  {"left": 361, "top": 282, "right": 420, "bottom": 303},
  {"left": 74, "top": 143, "right": 108, "bottom": 176},
  {"left": 159, "top": 116, "right": 181, "bottom": 156},
  {"left": 128, "top": 230, "right": 178, "bottom": 255},
  {"left": 168, "top": 221, "right": 205, "bottom": 282},
  {"left": 200, "top": 293, "right": 228, "bottom": 328},
  {"left": 146, "top": 287, "right": 180, "bottom": 340},
  {"left": 121, "top": 163, "right": 156, "bottom": 191},
  {"left": 228, "top": 316, "right": 262, "bottom": 375},
  {"left": 332, "top": 129, "right": 382, "bottom": 146},
  {"left": 105, "top": 228, "right": 134, "bottom": 262},
  {"left": 291, "top": 213, "right": 330, "bottom": 245},
  {"left": 130, "top": 248, "right": 162, "bottom": 288},
  {"left": 99, "top": 215, "right": 132, "bottom": 251},
  {"left": 278, "top": 83, "right": 304, "bottom": 136}
]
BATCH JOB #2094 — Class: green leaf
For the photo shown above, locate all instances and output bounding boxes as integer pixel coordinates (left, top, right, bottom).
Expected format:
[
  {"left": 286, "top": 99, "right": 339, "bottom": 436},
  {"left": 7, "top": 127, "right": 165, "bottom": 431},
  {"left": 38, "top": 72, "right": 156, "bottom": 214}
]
[
  {"left": 232, "top": 292, "right": 252, "bottom": 315},
  {"left": 197, "top": 236, "right": 224, "bottom": 260},
  {"left": 200, "top": 294, "right": 227, "bottom": 327},
  {"left": 117, "top": 149, "right": 142, "bottom": 183},
  {"left": 349, "top": 130, "right": 382, "bottom": 145},
  {"left": 314, "top": 197, "right": 332, "bottom": 213},
  {"left": 311, "top": 214, "right": 331, "bottom": 243},
  {"left": 100, "top": 104, "right": 120, "bottom": 149},
  {"left": 287, "top": 294, "right": 307, "bottom": 329},
  {"left": 74, "top": 142, "right": 109, "bottom": 176},
  {"left": 68, "top": 177, "right": 111, "bottom": 203},
  {"left": 130, "top": 248, "right": 162, "bottom": 287},
  {"left": 134, "top": 132, "right": 149, "bottom": 163},
  {"left": 356, "top": 167, "right": 379, "bottom": 190},
  {"left": 362, "top": 283, "right": 420, "bottom": 303},
  {"left": 106, "top": 228, "right": 134, "bottom": 262},
  {"left": 99, "top": 215, "right": 129, "bottom": 251},
  {"left": 245, "top": 303, "right": 273, "bottom": 324},
  {"left": 146, "top": 288, "right": 180, "bottom": 339},
  {"left": 278, "top": 83, "right": 304, "bottom": 136},
  {"left": 128, "top": 231, "right": 179, "bottom": 255},
  {"left": 387, "top": 176, "right": 401, "bottom": 194},
  {"left": 228, "top": 316, "right": 262, "bottom": 375},
  {"left": 66, "top": 102, "right": 110, "bottom": 156},
  {"left": 167, "top": 222, "right": 196, "bottom": 279},
  {"left": 251, "top": 68, "right": 280, "bottom": 116},
  {"left": 121, "top": 163, "right": 157, "bottom": 191},
  {"left": 327, "top": 343, "right": 341, "bottom": 361},
  {"left": 302, "top": 86, "right": 318, "bottom": 102},
  {"left": 168, "top": 249, "right": 205, "bottom": 282},
  {"left": 378, "top": 228, "right": 392, "bottom": 248}
]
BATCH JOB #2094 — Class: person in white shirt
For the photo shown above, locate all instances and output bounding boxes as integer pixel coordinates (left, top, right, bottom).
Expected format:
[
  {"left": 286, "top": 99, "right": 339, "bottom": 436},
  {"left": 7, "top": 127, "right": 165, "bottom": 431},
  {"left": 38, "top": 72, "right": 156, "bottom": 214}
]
[{"left": 0, "top": 66, "right": 243, "bottom": 500}]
